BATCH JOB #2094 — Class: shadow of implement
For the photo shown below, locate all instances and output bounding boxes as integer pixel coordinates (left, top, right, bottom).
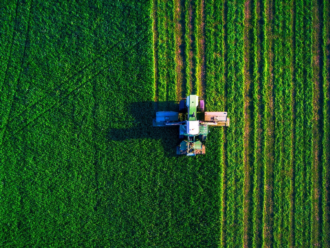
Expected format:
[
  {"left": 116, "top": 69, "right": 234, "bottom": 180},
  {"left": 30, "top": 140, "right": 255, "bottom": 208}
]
[{"left": 106, "top": 101, "right": 182, "bottom": 157}]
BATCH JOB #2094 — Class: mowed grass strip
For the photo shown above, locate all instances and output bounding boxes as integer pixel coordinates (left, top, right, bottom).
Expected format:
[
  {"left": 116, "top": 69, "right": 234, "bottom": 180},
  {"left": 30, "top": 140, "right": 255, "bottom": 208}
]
[
  {"left": 205, "top": 0, "right": 215, "bottom": 107},
  {"left": 273, "top": 0, "right": 283, "bottom": 246},
  {"left": 303, "top": 0, "right": 313, "bottom": 245},
  {"left": 192, "top": 0, "right": 200, "bottom": 95},
  {"left": 224, "top": 0, "right": 237, "bottom": 246},
  {"left": 235, "top": 0, "right": 245, "bottom": 246},
  {"left": 224, "top": 0, "right": 245, "bottom": 246},
  {"left": 282, "top": 0, "right": 294, "bottom": 246},
  {"left": 293, "top": 0, "right": 306, "bottom": 245},
  {"left": 260, "top": 0, "right": 270, "bottom": 245},
  {"left": 156, "top": 0, "right": 167, "bottom": 102},
  {"left": 184, "top": 0, "right": 191, "bottom": 95},
  {"left": 214, "top": 0, "right": 226, "bottom": 245},
  {"left": 251, "top": 0, "right": 262, "bottom": 246},
  {"left": 166, "top": 0, "right": 177, "bottom": 101}
]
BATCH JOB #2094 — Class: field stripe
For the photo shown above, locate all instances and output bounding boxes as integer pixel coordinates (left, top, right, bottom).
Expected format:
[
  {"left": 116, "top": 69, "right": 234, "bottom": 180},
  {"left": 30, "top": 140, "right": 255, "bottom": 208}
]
[
  {"left": 251, "top": 0, "right": 263, "bottom": 246},
  {"left": 293, "top": 0, "right": 306, "bottom": 245},
  {"left": 166, "top": 0, "right": 177, "bottom": 101},
  {"left": 273, "top": 0, "right": 283, "bottom": 246},
  {"left": 311, "top": 0, "right": 322, "bottom": 244},
  {"left": 214, "top": 0, "right": 225, "bottom": 245},
  {"left": 321, "top": 0, "right": 330, "bottom": 245},
  {"left": 205, "top": 0, "right": 215, "bottom": 107},
  {"left": 224, "top": 0, "right": 236, "bottom": 246},
  {"left": 192, "top": 0, "right": 200, "bottom": 95},
  {"left": 184, "top": 0, "right": 191, "bottom": 95},
  {"left": 282, "top": 0, "right": 294, "bottom": 246},
  {"left": 224, "top": 0, "right": 245, "bottom": 246},
  {"left": 152, "top": 0, "right": 158, "bottom": 101},
  {"left": 261, "top": 0, "right": 271, "bottom": 245},
  {"left": 156, "top": 0, "right": 167, "bottom": 102},
  {"left": 303, "top": 0, "right": 313, "bottom": 246},
  {"left": 174, "top": 0, "right": 185, "bottom": 100},
  {"left": 235, "top": 0, "right": 245, "bottom": 245}
]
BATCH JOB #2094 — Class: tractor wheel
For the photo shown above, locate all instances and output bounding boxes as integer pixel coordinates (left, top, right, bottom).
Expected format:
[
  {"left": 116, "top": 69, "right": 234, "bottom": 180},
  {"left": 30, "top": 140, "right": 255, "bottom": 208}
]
[
  {"left": 179, "top": 99, "right": 187, "bottom": 113},
  {"left": 199, "top": 100, "right": 205, "bottom": 112}
]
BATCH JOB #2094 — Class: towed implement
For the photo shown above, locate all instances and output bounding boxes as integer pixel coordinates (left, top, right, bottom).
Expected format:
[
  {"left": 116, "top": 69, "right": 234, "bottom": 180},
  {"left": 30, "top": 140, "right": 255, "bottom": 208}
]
[{"left": 153, "top": 95, "right": 229, "bottom": 156}]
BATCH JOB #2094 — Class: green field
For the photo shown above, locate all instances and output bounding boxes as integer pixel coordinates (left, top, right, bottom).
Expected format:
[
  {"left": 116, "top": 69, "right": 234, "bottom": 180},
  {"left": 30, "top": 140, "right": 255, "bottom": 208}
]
[{"left": 1, "top": 0, "right": 330, "bottom": 247}]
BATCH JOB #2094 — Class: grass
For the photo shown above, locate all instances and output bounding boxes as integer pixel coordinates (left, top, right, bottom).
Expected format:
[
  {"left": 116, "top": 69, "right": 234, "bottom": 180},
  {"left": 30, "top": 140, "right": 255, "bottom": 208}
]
[{"left": 1, "top": 0, "right": 329, "bottom": 246}]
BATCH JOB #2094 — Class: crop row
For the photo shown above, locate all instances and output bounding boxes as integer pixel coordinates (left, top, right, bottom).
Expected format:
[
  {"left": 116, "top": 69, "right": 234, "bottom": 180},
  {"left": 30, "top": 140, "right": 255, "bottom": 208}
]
[
  {"left": 293, "top": 0, "right": 306, "bottom": 245},
  {"left": 282, "top": 0, "right": 294, "bottom": 246}
]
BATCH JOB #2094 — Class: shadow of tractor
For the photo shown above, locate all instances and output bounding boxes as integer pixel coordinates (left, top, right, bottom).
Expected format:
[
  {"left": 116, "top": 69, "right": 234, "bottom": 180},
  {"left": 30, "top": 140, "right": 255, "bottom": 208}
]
[{"left": 106, "top": 101, "right": 182, "bottom": 157}]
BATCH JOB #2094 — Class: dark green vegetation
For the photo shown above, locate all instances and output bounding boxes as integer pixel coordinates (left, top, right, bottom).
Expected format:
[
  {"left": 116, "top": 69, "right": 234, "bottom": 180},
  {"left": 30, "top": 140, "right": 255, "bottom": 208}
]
[{"left": 1, "top": 0, "right": 330, "bottom": 247}]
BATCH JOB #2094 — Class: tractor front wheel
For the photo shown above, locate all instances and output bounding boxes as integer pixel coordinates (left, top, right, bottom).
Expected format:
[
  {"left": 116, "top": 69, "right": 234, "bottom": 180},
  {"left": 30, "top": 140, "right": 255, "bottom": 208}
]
[{"left": 179, "top": 99, "right": 187, "bottom": 113}]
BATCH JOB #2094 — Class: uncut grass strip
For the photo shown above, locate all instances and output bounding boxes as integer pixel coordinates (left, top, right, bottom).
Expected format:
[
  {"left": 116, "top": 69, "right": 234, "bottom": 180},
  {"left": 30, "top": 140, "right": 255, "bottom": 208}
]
[
  {"left": 273, "top": 0, "right": 284, "bottom": 246},
  {"left": 3, "top": 29, "right": 151, "bottom": 138},
  {"left": 251, "top": 0, "right": 262, "bottom": 246},
  {"left": 234, "top": 0, "right": 245, "bottom": 246},
  {"left": 321, "top": 0, "right": 330, "bottom": 245},
  {"left": 0, "top": 0, "right": 33, "bottom": 144},
  {"left": 157, "top": 0, "right": 167, "bottom": 102},
  {"left": 224, "top": 1, "right": 236, "bottom": 246},
  {"left": 303, "top": 0, "right": 313, "bottom": 245},
  {"left": 282, "top": 0, "right": 294, "bottom": 246},
  {"left": 260, "top": 0, "right": 270, "bottom": 245},
  {"left": 214, "top": 0, "right": 226, "bottom": 245},
  {"left": 3, "top": 20, "right": 150, "bottom": 126},
  {"left": 166, "top": 0, "right": 177, "bottom": 101},
  {"left": 293, "top": 0, "right": 306, "bottom": 246},
  {"left": 184, "top": 0, "right": 191, "bottom": 95},
  {"left": 2, "top": 35, "right": 150, "bottom": 141}
]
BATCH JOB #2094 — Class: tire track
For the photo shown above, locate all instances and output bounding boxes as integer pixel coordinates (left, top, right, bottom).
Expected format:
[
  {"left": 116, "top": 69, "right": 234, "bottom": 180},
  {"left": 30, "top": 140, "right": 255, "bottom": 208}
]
[
  {"left": 2, "top": 34, "right": 150, "bottom": 143},
  {"left": 0, "top": 0, "right": 33, "bottom": 145},
  {"left": 1, "top": 23, "right": 150, "bottom": 138}
]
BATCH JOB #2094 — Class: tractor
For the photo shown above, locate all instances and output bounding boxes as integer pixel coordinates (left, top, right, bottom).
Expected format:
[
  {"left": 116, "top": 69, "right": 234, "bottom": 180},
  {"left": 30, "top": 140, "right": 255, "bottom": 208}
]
[{"left": 153, "top": 95, "right": 229, "bottom": 156}]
